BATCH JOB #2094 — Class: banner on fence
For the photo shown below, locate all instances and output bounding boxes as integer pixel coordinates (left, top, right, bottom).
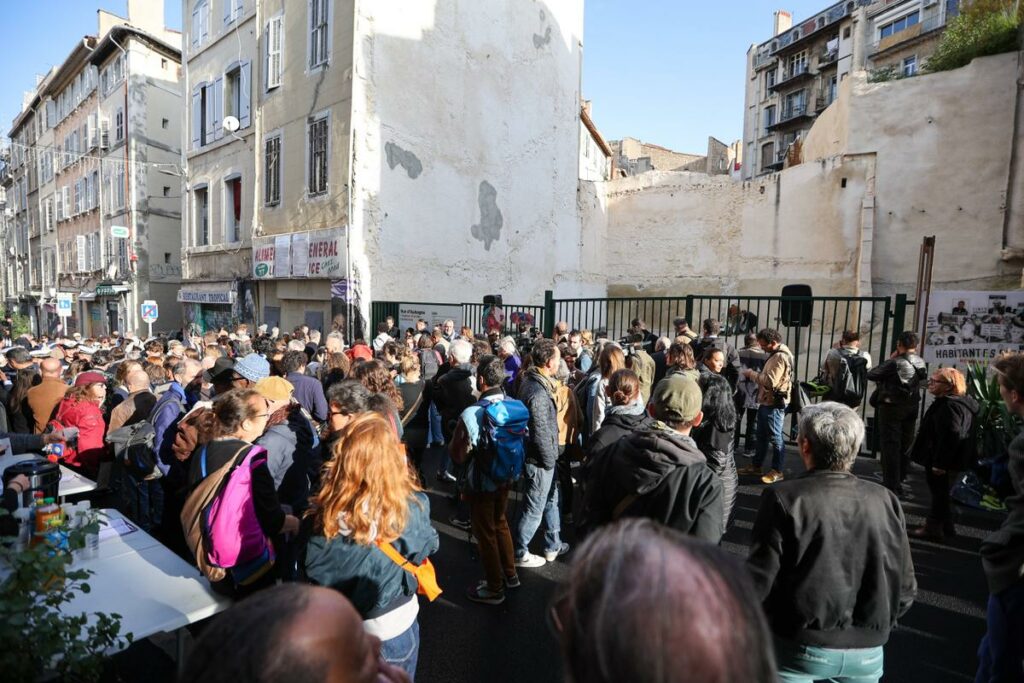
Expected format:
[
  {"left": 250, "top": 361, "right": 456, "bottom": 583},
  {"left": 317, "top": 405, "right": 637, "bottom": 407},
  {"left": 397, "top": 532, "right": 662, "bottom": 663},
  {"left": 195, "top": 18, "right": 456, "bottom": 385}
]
[
  {"left": 924, "top": 290, "right": 1024, "bottom": 368},
  {"left": 398, "top": 304, "right": 462, "bottom": 333}
]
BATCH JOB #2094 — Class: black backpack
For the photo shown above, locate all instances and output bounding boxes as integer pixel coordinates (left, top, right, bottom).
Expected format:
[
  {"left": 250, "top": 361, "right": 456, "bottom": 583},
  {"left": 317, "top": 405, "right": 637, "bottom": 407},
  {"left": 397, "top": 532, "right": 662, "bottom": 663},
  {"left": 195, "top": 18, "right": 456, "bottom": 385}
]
[{"left": 831, "top": 349, "right": 869, "bottom": 407}]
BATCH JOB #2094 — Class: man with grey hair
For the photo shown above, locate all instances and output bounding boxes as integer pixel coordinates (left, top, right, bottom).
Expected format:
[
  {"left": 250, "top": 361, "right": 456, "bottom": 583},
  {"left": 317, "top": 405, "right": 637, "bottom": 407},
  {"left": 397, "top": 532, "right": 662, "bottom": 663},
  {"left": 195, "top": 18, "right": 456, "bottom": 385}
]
[
  {"left": 433, "top": 339, "right": 477, "bottom": 483},
  {"left": 747, "top": 402, "right": 916, "bottom": 683},
  {"left": 325, "top": 331, "right": 345, "bottom": 353},
  {"left": 496, "top": 336, "right": 521, "bottom": 389}
]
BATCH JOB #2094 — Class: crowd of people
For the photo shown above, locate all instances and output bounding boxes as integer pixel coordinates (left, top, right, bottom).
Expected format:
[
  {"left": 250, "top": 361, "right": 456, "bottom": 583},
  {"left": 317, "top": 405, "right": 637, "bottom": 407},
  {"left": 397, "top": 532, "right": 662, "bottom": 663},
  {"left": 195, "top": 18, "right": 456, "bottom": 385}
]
[{"left": 0, "top": 312, "right": 1021, "bottom": 683}]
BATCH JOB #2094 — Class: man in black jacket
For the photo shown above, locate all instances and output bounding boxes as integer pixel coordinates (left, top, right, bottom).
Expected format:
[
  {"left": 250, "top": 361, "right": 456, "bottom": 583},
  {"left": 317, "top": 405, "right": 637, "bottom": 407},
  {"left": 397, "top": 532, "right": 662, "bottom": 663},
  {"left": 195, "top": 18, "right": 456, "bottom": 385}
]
[
  {"left": 867, "top": 330, "right": 927, "bottom": 497},
  {"left": 513, "top": 339, "right": 566, "bottom": 568},
  {"left": 433, "top": 339, "right": 477, "bottom": 482},
  {"left": 748, "top": 402, "right": 916, "bottom": 682},
  {"left": 582, "top": 374, "right": 724, "bottom": 543}
]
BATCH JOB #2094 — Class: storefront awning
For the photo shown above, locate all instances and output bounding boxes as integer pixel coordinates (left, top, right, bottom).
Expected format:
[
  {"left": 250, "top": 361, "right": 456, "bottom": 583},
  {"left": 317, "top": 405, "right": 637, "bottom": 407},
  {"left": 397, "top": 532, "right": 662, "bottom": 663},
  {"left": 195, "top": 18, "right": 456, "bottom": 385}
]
[{"left": 78, "top": 292, "right": 97, "bottom": 301}]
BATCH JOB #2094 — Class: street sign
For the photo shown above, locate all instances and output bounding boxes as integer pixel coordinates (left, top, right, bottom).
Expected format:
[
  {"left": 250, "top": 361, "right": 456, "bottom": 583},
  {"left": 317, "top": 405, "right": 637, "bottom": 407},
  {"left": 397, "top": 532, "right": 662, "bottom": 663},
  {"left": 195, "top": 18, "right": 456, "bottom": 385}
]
[
  {"left": 56, "top": 293, "right": 73, "bottom": 317},
  {"left": 141, "top": 300, "right": 159, "bottom": 324},
  {"left": 110, "top": 225, "right": 130, "bottom": 239}
]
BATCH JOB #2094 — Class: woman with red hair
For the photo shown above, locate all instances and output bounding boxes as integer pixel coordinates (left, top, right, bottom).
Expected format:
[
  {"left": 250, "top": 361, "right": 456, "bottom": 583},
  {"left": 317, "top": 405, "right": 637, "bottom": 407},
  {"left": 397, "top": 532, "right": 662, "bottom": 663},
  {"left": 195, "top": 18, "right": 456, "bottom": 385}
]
[
  {"left": 910, "top": 367, "right": 979, "bottom": 541},
  {"left": 304, "top": 413, "right": 438, "bottom": 679}
]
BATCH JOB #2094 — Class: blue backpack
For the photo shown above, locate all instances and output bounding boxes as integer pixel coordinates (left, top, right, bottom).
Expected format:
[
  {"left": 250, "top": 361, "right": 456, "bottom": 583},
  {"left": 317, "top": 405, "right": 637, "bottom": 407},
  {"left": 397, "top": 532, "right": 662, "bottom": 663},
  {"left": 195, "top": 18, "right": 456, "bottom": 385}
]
[{"left": 474, "top": 397, "right": 530, "bottom": 486}]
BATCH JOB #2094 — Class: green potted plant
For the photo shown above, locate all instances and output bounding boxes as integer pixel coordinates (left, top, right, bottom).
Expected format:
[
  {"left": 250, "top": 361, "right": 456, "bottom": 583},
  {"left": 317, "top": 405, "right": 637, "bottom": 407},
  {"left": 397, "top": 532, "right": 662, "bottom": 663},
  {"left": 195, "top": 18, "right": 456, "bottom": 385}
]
[
  {"left": 968, "top": 360, "right": 1022, "bottom": 467},
  {"left": 0, "top": 510, "right": 131, "bottom": 681}
]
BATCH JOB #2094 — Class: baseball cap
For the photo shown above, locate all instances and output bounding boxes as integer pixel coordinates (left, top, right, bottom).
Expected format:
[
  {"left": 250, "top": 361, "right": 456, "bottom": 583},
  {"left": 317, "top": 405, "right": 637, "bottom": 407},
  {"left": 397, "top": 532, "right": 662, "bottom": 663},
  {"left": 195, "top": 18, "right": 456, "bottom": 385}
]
[
  {"left": 254, "top": 376, "right": 294, "bottom": 402},
  {"left": 650, "top": 375, "right": 703, "bottom": 423},
  {"left": 74, "top": 371, "right": 107, "bottom": 387},
  {"left": 234, "top": 353, "right": 271, "bottom": 383}
]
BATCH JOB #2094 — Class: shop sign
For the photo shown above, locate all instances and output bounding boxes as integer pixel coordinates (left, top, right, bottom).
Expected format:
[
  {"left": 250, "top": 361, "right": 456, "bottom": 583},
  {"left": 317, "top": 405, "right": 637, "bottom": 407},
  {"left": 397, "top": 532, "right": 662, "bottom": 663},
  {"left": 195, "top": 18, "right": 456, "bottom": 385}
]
[
  {"left": 253, "top": 238, "right": 276, "bottom": 279},
  {"left": 252, "top": 228, "right": 346, "bottom": 279},
  {"left": 177, "top": 290, "right": 237, "bottom": 305}
]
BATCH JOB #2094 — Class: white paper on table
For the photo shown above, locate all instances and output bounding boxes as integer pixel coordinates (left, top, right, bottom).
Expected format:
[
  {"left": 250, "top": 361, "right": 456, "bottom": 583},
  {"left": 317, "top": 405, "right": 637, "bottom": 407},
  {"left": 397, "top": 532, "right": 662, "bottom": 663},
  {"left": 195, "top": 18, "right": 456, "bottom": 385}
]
[{"left": 98, "top": 517, "right": 138, "bottom": 542}]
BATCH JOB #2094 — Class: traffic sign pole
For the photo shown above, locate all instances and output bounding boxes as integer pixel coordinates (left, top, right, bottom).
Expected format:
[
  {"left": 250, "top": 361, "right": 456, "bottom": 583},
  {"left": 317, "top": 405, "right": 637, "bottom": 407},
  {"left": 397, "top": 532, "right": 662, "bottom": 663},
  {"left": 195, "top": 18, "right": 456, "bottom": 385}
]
[{"left": 141, "top": 300, "right": 159, "bottom": 338}]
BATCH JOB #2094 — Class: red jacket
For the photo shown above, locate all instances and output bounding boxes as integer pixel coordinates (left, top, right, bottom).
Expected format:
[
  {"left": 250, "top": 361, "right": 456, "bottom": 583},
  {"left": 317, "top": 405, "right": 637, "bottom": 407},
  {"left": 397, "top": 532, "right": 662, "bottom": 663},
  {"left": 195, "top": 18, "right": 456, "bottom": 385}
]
[
  {"left": 54, "top": 398, "right": 108, "bottom": 476},
  {"left": 345, "top": 344, "right": 373, "bottom": 362}
]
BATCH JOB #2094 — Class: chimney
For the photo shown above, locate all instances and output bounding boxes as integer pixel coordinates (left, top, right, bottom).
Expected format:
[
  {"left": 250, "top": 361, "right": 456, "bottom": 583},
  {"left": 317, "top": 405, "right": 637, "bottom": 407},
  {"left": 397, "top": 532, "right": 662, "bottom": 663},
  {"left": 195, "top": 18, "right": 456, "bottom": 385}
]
[
  {"left": 127, "top": 0, "right": 163, "bottom": 33},
  {"left": 773, "top": 10, "right": 793, "bottom": 36}
]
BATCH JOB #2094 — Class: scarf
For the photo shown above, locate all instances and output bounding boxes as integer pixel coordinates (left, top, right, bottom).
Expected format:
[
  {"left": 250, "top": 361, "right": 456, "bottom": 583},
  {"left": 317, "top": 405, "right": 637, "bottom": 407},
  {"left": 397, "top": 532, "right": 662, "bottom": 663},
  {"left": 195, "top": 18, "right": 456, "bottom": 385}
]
[{"left": 526, "top": 366, "right": 557, "bottom": 398}]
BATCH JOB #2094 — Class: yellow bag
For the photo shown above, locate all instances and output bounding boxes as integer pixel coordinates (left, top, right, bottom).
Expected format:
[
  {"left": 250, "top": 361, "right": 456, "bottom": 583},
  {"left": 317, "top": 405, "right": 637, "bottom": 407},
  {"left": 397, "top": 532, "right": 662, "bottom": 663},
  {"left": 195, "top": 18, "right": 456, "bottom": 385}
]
[{"left": 377, "top": 541, "right": 442, "bottom": 601}]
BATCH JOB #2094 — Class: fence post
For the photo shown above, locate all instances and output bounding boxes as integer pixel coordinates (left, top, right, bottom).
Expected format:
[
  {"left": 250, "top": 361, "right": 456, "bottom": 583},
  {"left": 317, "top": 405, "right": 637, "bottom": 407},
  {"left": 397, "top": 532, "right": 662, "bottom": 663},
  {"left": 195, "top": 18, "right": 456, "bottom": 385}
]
[
  {"left": 891, "top": 293, "right": 908, "bottom": 352},
  {"left": 543, "top": 290, "right": 555, "bottom": 338},
  {"left": 685, "top": 295, "right": 693, "bottom": 327}
]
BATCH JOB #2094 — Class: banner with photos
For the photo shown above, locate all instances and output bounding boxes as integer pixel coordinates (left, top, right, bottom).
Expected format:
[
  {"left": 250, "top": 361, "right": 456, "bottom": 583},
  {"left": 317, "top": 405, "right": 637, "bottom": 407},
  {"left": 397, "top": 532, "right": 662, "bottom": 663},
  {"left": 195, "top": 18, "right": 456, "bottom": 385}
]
[{"left": 924, "top": 290, "right": 1024, "bottom": 368}]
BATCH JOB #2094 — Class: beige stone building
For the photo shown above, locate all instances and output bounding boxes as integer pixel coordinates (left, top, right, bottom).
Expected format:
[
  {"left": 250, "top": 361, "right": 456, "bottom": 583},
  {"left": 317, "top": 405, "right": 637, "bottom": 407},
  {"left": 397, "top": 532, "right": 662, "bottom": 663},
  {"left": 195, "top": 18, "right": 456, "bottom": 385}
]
[
  {"left": 742, "top": 0, "right": 961, "bottom": 179},
  {"left": 183, "top": 0, "right": 592, "bottom": 336},
  {"left": 3, "top": 1, "right": 183, "bottom": 336}
]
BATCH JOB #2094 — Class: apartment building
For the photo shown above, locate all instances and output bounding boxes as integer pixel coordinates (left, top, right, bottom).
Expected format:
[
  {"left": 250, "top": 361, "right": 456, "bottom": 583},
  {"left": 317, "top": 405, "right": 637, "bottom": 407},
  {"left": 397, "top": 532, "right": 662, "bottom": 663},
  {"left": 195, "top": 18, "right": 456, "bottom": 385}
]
[
  {"left": 4, "top": 0, "right": 182, "bottom": 336},
  {"left": 183, "top": 1, "right": 587, "bottom": 333},
  {"left": 742, "top": 0, "right": 960, "bottom": 179}
]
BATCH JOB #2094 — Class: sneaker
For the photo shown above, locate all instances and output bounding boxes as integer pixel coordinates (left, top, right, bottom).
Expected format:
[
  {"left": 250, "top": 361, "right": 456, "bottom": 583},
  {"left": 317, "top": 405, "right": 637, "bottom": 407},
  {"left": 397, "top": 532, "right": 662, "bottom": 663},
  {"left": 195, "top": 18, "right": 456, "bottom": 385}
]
[
  {"left": 544, "top": 543, "right": 570, "bottom": 562},
  {"left": 514, "top": 552, "right": 547, "bottom": 568},
  {"left": 505, "top": 574, "right": 521, "bottom": 589},
  {"left": 738, "top": 464, "right": 762, "bottom": 476},
  {"left": 448, "top": 515, "right": 472, "bottom": 531},
  {"left": 437, "top": 470, "right": 457, "bottom": 483},
  {"left": 980, "top": 494, "right": 1007, "bottom": 512},
  {"left": 761, "top": 470, "right": 785, "bottom": 484},
  {"left": 742, "top": 448, "right": 756, "bottom": 459},
  {"left": 467, "top": 583, "right": 506, "bottom": 605}
]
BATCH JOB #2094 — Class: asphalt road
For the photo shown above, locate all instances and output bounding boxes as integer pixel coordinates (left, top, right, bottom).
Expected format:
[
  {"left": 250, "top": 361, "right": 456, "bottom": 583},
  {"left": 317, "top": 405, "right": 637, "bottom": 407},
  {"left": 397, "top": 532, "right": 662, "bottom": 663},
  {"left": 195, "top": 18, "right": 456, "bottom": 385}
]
[
  {"left": 103, "top": 444, "right": 1002, "bottom": 682},
  {"left": 414, "top": 445, "right": 1003, "bottom": 683}
]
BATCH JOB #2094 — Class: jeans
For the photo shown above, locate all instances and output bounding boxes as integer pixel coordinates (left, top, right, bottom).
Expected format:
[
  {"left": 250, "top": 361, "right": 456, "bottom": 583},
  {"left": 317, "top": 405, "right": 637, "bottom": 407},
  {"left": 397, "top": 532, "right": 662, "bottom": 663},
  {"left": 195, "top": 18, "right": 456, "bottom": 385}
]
[
  {"left": 468, "top": 488, "right": 516, "bottom": 591},
  {"left": 734, "top": 406, "right": 758, "bottom": 452},
  {"left": 976, "top": 579, "right": 1024, "bottom": 683},
  {"left": 113, "top": 462, "right": 164, "bottom": 533},
  {"left": 753, "top": 405, "right": 786, "bottom": 472},
  {"left": 877, "top": 402, "right": 918, "bottom": 495},
  {"left": 381, "top": 620, "right": 420, "bottom": 680},
  {"left": 428, "top": 401, "right": 444, "bottom": 446},
  {"left": 514, "top": 463, "right": 562, "bottom": 557},
  {"left": 775, "top": 638, "right": 884, "bottom": 683}
]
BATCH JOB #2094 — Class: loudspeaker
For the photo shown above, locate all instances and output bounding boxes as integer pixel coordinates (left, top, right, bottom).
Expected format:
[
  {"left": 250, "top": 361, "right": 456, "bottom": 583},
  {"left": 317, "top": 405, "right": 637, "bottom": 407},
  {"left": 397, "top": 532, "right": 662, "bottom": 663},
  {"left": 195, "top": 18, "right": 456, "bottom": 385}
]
[
  {"left": 780, "top": 284, "right": 813, "bottom": 327},
  {"left": 483, "top": 295, "right": 503, "bottom": 307}
]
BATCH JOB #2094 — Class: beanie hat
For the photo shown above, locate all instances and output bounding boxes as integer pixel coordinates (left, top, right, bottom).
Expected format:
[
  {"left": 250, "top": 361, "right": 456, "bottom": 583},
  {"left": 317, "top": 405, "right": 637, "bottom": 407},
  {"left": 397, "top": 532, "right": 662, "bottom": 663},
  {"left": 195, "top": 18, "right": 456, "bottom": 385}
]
[{"left": 234, "top": 353, "right": 271, "bottom": 383}]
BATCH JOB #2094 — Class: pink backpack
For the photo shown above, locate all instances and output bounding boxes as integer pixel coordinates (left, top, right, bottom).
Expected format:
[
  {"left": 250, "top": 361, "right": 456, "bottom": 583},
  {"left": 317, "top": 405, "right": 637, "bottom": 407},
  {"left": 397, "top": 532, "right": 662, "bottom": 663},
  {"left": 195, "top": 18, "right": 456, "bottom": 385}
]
[{"left": 201, "top": 445, "right": 276, "bottom": 585}]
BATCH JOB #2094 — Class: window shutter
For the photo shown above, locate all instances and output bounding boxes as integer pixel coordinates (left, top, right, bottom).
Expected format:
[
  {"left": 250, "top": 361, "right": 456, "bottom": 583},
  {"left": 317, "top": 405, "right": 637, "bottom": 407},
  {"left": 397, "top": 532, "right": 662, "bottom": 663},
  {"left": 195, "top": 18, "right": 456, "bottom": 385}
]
[
  {"left": 191, "top": 7, "right": 200, "bottom": 47},
  {"left": 214, "top": 76, "right": 225, "bottom": 139},
  {"left": 56, "top": 189, "right": 64, "bottom": 221},
  {"left": 100, "top": 118, "right": 109, "bottom": 149},
  {"left": 91, "top": 233, "right": 101, "bottom": 271},
  {"left": 204, "top": 83, "right": 216, "bottom": 144},
  {"left": 239, "top": 61, "right": 251, "bottom": 128},
  {"left": 224, "top": 0, "right": 232, "bottom": 24},
  {"left": 76, "top": 235, "right": 87, "bottom": 272},
  {"left": 267, "top": 16, "right": 282, "bottom": 89},
  {"left": 191, "top": 87, "right": 202, "bottom": 149}
]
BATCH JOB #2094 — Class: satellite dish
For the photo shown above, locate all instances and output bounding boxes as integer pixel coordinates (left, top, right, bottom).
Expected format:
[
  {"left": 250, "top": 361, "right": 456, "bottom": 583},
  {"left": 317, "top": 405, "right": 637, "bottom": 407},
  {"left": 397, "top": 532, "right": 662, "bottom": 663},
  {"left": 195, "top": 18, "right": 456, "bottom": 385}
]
[{"left": 222, "top": 116, "right": 240, "bottom": 133}]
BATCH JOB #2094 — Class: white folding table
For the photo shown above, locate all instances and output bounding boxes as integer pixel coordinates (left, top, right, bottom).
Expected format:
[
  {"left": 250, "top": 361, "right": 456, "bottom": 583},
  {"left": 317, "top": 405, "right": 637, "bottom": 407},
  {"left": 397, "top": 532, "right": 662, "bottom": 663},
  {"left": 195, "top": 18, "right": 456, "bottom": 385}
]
[{"left": 61, "top": 510, "right": 232, "bottom": 665}]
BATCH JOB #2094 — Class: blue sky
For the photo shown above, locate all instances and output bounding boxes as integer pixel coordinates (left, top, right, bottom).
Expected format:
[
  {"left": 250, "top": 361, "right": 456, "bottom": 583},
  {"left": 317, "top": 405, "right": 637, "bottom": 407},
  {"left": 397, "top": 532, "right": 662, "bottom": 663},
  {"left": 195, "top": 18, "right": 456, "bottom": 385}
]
[{"left": 3, "top": 0, "right": 828, "bottom": 154}]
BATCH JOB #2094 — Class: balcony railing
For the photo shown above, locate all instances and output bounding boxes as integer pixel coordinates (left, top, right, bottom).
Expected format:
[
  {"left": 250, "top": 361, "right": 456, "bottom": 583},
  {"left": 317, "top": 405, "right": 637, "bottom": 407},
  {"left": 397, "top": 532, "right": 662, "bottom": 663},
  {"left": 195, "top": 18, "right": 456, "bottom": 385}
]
[
  {"left": 819, "top": 47, "right": 839, "bottom": 65},
  {"left": 780, "top": 104, "right": 809, "bottom": 122},
  {"left": 769, "top": 63, "right": 812, "bottom": 91}
]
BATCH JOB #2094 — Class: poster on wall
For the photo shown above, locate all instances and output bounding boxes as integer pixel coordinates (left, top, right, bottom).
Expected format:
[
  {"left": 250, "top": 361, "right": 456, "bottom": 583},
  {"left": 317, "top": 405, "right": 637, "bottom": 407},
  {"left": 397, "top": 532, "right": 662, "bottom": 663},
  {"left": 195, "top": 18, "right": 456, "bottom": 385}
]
[
  {"left": 306, "top": 229, "right": 346, "bottom": 278},
  {"left": 273, "top": 235, "right": 292, "bottom": 277},
  {"left": 398, "top": 304, "right": 463, "bottom": 333},
  {"left": 291, "top": 233, "right": 309, "bottom": 277},
  {"left": 924, "top": 290, "right": 1024, "bottom": 369}
]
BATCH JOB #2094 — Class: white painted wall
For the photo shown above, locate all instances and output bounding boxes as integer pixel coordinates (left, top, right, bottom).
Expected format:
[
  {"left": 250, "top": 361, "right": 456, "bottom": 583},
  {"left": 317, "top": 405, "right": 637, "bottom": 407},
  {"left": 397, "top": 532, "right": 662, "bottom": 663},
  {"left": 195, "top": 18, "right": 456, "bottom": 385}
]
[{"left": 350, "top": 0, "right": 595, "bottom": 319}]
